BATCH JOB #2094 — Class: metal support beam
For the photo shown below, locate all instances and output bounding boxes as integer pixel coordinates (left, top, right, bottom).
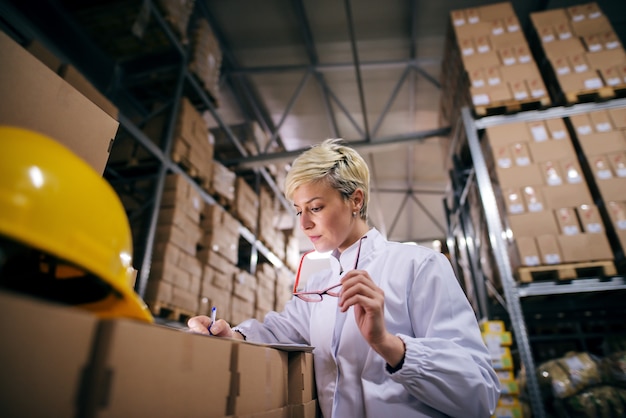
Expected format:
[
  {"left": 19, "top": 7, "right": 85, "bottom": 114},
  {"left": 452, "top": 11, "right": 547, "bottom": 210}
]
[{"left": 344, "top": 0, "right": 370, "bottom": 139}]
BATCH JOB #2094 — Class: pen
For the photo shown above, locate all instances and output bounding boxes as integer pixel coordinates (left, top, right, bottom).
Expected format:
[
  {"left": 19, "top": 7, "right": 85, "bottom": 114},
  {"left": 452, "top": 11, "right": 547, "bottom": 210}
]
[{"left": 209, "top": 306, "right": 217, "bottom": 335}]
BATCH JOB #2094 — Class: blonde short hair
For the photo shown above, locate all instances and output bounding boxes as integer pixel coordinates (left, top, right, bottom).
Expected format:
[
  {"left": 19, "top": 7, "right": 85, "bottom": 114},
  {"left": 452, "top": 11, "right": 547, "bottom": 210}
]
[{"left": 285, "top": 138, "right": 369, "bottom": 220}]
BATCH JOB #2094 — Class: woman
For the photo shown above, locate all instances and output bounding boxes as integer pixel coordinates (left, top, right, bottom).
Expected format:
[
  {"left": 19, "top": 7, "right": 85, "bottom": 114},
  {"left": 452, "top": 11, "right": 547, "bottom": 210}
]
[{"left": 188, "top": 138, "right": 500, "bottom": 417}]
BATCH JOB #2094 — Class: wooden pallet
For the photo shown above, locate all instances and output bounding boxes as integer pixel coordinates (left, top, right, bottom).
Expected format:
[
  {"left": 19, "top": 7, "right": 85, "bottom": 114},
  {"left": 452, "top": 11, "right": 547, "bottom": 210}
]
[
  {"left": 474, "top": 96, "right": 551, "bottom": 117},
  {"left": 516, "top": 260, "right": 617, "bottom": 283},
  {"left": 564, "top": 86, "right": 618, "bottom": 105},
  {"left": 171, "top": 152, "right": 211, "bottom": 191},
  {"left": 148, "top": 301, "right": 196, "bottom": 324}
]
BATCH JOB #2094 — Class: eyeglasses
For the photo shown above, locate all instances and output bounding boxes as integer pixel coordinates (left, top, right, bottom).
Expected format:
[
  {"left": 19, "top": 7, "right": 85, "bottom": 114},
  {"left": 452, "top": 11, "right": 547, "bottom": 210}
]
[{"left": 292, "top": 236, "right": 366, "bottom": 302}]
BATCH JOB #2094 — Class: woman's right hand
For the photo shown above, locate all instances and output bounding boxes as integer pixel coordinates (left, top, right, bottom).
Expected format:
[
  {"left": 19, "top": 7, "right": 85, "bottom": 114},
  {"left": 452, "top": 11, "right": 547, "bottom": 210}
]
[{"left": 187, "top": 315, "right": 234, "bottom": 338}]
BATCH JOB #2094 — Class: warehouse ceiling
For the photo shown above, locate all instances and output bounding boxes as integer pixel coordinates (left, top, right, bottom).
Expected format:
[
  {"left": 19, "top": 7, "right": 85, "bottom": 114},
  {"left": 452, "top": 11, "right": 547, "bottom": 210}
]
[{"left": 2, "top": 0, "right": 626, "bottom": 256}]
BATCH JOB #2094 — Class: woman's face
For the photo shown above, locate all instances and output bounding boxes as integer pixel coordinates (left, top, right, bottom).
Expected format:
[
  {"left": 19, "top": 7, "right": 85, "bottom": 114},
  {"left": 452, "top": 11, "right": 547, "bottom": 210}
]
[{"left": 292, "top": 180, "right": 361, "bottom": 253}]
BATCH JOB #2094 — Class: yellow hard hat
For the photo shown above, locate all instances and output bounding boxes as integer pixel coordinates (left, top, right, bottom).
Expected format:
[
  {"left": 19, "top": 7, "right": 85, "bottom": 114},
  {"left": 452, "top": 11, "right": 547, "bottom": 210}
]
[{"left": 0, "top": 126, "right": 153, "bottom": 322}]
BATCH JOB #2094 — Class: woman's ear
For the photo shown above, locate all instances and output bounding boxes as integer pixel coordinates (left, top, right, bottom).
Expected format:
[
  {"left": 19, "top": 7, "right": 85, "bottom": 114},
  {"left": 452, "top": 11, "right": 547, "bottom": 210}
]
[{"left": 352, "top": 188, "right": 364, "bottom": 212}]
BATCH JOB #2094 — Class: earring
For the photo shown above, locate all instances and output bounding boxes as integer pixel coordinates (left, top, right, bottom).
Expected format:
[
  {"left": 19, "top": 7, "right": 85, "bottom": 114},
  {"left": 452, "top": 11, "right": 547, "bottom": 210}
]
[{"left": 352, "top": 211, "right": 357, "bottom": 217}]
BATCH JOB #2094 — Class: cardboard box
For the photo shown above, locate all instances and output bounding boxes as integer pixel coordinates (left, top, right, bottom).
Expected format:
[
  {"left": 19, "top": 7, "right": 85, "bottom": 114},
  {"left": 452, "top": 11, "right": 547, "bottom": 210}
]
[
  {"left": 578, "top": 131, "right": 626, "bottom": 156},
  {"left": 589, "top": 110, "right": 615, "bottom": 132},
  {"left": 0, "top": 291, "right": 100, "bottom": 418},
  {"left": 569, "top": 113, "right": 594, "bottom": 136},
  {"left": 515, "top": 236, "right": 540, "bottom": 266},
  {"left": 528, "top": 139, "right": 576, "bottom": 163},
  {"left": 557, "top": 70, "right": 604, "bottom": 93},
  {"left": 0, "top": 31, "right": 119, "bottom": 175},
  {"left": 545, "top": 117, "right": 569, "bottom": 140},
  {"left": 557, "top": 233, "right": 613, "bottom": 262},
  {"left": 83, "top": 319, "right": 233, "bottom": 418},
  {"left": 597, "top": 177, "right": 626, "bottom": 202},
  {"left": 495, "top": 164, "right": 543, "bottom": 188},
  {"left": 228, "top": 341, "right": 289, "bottom": 416},
  {"left": 522, "top": 185, "right": 545, "bottom": 212},
  {"left": 527, "top": 120, "right": 550, "bottom": 142},
  {"left": 503, "top": 187, "right": 525, "bottom": 214},
  {"left": 589, "top": 154, "right": 614, "bottom": 180},
  {"left": 289, "top": 400, "right": 319, "bottom": 418},
  {"left": 540, "top": 183, "right": 593, "bottom": 209},
  {"left": 536, "top": 234, "right": 562, "bottom": 265},
  {"left": 288, "top": 352, "right": 316, "bottom": 405},
  {"left": 487, "top": 122, "right": 532, "bottom": 145},
  {"left": 508, "top": 211, "right": 560, "bottom": 238},
  {"left": 539, "top": 161, "right": 564, "bottom": 186},
  {"left": 560, "top": 158, "right": 584, "bottom": 184},
  {"left": 577, "top": 204, "right": 604, "bottom": 233},
  {"left": 606, "top": 201, "right": 626, "bottom": 231},
  {"left": 555, "top": 207, "right": 581, "bottom": 235},
  {"left": 607, "top": 151, "right": 626, "bottom": 177},
  {"left": 608, "top": 107, "right": 626, "bottom": 129}
]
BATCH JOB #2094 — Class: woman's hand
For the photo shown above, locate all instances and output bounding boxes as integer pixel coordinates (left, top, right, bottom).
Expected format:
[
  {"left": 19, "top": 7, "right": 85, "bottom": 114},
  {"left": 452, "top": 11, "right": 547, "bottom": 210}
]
[
  {"left": 187, "top": 315, "right": 236, "bottom": 338},
  {"left": 339, "top": 270, "right": 405, "bottom": 369}
]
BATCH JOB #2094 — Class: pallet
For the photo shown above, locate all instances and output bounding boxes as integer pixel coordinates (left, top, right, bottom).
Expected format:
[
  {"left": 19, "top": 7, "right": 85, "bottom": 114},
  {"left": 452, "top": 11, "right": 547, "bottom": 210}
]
[
  {"left": 474, "top": 96, "right": 551, "bottom": 117},
  {"left": 564, "top": 86, "right": 618, "bottom": 105},
  {"left": 148, "top": 301, "right": 196, "bottom": 324},
  {"left": 516, "top": 260, "right": 617, "bottom": 283},
  {"left": 171, "top": 152, "right": 211, "bottom": 191}
]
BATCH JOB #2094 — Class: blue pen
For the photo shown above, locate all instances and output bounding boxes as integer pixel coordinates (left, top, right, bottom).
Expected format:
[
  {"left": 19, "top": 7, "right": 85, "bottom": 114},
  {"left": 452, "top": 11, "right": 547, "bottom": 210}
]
[{"left": 209, "top": 306, "right": 217, "bottom": 335}]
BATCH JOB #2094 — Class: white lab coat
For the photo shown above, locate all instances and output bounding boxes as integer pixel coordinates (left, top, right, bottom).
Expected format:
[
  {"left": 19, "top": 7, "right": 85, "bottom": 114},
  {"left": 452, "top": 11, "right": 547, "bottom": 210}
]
[{"left": 234, "top": 228, "right": 500, "bottom": 417}]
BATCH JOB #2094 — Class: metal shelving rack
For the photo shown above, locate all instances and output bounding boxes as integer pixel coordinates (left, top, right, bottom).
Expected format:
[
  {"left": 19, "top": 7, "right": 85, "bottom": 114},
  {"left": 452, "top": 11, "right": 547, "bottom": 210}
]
[
  {"left": 0, "top": 0, "right": 295, "bottom": 301},
  {"left": 446, "top": 100, "right": 626, "bottom": 418}
]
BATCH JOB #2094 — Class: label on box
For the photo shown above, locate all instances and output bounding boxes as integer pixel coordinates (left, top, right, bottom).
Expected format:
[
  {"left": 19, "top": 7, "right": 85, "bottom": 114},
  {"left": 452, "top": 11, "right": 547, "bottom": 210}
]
[
  {"left": 509, "top": 203, "right": 524, "bottom": 214},
  {"left": 545, "top": 253, "right": 561, "bottom": 264},
  {"left": 559, "top": 32, "right": 572, "bottom": 40},
  {"left": 473, "top": 94, "right": 490, "bottom": 105},
  {"left": 514, "top": 90, "right": 528, "bottom": 100},
  {"left": 498, "top": 157, "right": 512, "bottom": 168},
  {"left": 596, "top": 122, "right": 612, "bottom": 132},
  {"left": 606, "top": 76, "right": 621, "bottom": 86},
  {"left": 563, "top": 225, "right": 580, "bottom": 235},
  {"left": 488, "top": 76, "right": 501, "bottom": 85},
  {"left": 587, "top": 223, "right": 603, "bottom": 233},
  {"left": 584, "top": 77, "right": 604, "bottom": 89},
  {"left": 597, "top": 169, "right": 613, "bottom": 179},
  {"left": 524, "top": 255, "right": 540, "bottom": 266},
  {"left": 515, "top": 156, "right": 530, "bottom": 166},
  {"left": 577, "top": 125, "right": 593, "bottom": 136},
  {"left": 528, "top": 202, "right": 544, "bottom": 212},
  {"left": 531, "top": 87, "right": 546, "bottom": 98},
  {"left": 552, "top": 130, "right": 567, "bottom": 140},
  {"left": 607, "top": 40, "right": 620, "bottom": 50},
  {"left": 530, "top": 124, "right": 549, "bottom": 142},
  {"left": 557, "top": 66, "right": 571, "bottom": 75},
  {"left": 618, "top": 168, "right": 626, "bottom": 177},
  {"left": 619, "top": 220, "right": 626, "bottom": 230},
  {"left": 473, "top": 79, "right": 485, "bottom": 88}
]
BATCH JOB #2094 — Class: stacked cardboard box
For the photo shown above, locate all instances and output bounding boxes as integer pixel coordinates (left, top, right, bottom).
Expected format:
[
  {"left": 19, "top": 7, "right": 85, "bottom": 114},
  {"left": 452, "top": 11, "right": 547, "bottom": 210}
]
[
  {"left": 200, "top": 203, "right": 240, "bottom": 265},
  {"left": 0, "top": 290, "right": 317, "bottom": 417},
  {"left": 171, "top": 97, "right": 215, "bottom": 188},
  {"left": 276, "top": 267, "right": 296, "bottom": 312},
  {"left": 188, "top": 17, "right": 222, "bottom": 104},
  {"left": 146, "top": 173, "right": 204, "bottom": 313},
  {"left": 233, "top": 176, "right": 260, "bottom": 232},
  {"left": 529, "top": 2, "right": 626, "bottom": 104},
  {"left": 59, "top": 0, "right": 195, "bottom": 60},
  {"left": 197, "top": 248, "right": 238, "bottom": 319},
  {"left": 256, "top": 262, "right": 278, "bottom": 318},
  {"left": 209, "top": 159, "right": 237, "bottom": 206},
  {"left": 232, "top": 270, "right": 258, "bottom": 324},
  {"left": 259, "top": 187, "right": 287, "bottom": 260},
  {"left": 571, "top": 108, "right": 626, "bottom": 255},
  {"left": 484, "top": 118, "right": 614, "bottom": 274},
  {"left": 481, "top": 320, "right": 523, "bottom": 418},
  {"left": 441, "top": 2, "right": 550, "bottom": 124}
]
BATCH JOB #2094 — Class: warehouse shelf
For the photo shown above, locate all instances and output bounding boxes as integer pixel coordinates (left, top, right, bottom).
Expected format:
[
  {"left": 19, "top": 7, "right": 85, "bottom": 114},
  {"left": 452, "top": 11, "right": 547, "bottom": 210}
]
[
  {"left": 0, "top": 0, "right": 295, "bottom": 306},
  {"left": 446, "top": 103, "right": 626, "bottom": 418}
]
